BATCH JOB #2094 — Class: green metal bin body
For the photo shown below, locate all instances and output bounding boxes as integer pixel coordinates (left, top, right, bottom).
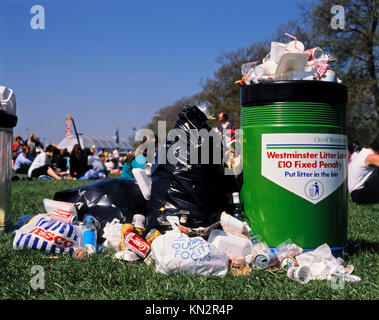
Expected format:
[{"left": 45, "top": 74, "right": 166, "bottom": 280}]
[{"left": 240, "top": 81, "right": 348, "bottom": 249}]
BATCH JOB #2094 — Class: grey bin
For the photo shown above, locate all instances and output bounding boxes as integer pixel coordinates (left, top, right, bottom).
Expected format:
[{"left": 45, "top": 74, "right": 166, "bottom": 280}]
[{"left": 0, "top": 86, "right": 17, "bottom": 232}]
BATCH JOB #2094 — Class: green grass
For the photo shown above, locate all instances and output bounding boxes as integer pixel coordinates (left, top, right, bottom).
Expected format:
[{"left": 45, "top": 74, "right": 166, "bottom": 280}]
[{"left": 0, "top": 176, "right": 378, "bottom": 300}]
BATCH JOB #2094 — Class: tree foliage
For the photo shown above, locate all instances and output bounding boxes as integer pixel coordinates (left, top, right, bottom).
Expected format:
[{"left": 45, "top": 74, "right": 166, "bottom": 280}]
[{"left": 299, "top": 0, "right": 378, "bottom": 144}]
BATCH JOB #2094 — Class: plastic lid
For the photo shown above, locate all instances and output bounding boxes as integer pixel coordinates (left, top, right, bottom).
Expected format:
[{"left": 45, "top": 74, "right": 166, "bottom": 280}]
[{"left": 241, "top": 80, "right": 347, "bottom": 107}]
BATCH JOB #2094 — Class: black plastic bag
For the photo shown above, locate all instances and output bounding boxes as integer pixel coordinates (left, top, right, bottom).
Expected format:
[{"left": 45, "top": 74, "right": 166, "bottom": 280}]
[
  {"left": 146, "top": 105, "right": 232, "bottom": 231},
  {"left": 54, "top": 178, "right": 148, "bottom": 237}
]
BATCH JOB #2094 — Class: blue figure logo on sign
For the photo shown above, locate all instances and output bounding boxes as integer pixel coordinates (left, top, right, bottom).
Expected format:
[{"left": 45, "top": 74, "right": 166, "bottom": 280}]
[{"left": 305, "top": 180, "right": 324, "bottom": 200}]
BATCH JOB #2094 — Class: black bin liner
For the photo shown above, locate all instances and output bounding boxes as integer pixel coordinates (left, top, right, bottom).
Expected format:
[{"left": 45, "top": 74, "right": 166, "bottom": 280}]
[
  {"left": 146, "top": 105, "right": 233, "bottom": 231},
  {"left": 54, "top": 178, "right": 148, "bottom": 237}
]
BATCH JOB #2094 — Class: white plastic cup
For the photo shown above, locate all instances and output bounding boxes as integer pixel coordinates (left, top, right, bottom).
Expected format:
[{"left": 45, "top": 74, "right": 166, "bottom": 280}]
[
  {"left": 220, "top": 211, "right": 251, "bottom": 235},
  {"left": 255, "top": 60, "right": 277, "bottom": 76},
  {"left": 241, "top": 62, "right": 257, "bottom": 76},
  {"left": 270, "top": 42, "right": 287, "bottom": 64},
  {"left": 132, "top": 214, "right": 146, "bottom": 229},
  {"left": 197, "top": 101, "right": 215, "bottom": 120}
]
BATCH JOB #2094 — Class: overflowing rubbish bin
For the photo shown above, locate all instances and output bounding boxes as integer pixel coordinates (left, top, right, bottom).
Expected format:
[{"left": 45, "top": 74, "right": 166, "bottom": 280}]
[
  {"left": 240, "top": 80, "right": 348, "bottom": 250},
  {"left": 0, "top": 86, "right": 17, "bottom": 232}
]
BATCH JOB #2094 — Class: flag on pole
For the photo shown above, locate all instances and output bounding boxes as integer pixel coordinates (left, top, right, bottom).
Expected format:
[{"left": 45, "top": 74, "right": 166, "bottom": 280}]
[{"left": 66, "top": 119, "right": 71, "bottom": 137}]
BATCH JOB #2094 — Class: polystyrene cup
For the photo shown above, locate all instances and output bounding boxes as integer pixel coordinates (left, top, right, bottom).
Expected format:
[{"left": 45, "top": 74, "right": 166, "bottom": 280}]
[{"left": 287, "top": 266, "right": 311, "bottom": 284}]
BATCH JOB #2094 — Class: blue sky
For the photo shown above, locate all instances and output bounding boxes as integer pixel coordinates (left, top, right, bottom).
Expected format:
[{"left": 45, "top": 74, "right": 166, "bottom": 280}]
[{"left": 0, "top": 0, "right": 302, "bottom": 144}]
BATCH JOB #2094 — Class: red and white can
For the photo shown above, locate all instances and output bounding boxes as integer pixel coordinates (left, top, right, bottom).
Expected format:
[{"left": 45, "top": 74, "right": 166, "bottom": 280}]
[
  {"left": 48, "top": 209, "right": 78, "bottom": 224},
  {"left": 124, "top": 232, "right": 150, "bottom": 258}
]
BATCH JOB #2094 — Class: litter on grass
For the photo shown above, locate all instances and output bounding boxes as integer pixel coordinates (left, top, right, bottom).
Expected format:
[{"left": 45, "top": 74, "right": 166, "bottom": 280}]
[
  {"left": 11, "top": 102, "right": 359, "bottom": 283},
  {"left": 12, "top": 199, "right": 361, "bottom": 283}
]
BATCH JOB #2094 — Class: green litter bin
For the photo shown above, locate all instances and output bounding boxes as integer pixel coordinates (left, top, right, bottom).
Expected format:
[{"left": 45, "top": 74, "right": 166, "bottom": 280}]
[{"left": 240, "top": 81, "right": 348, "bottom": 250}]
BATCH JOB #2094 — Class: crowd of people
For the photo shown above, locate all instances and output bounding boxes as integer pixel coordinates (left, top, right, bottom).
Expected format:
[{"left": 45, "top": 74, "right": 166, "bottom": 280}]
[
  {"left": 11, "top": 112, "right": 379, "bottom": 205},
  {"left": 11, "top": 133, "right": 123, "bottom": 181}
]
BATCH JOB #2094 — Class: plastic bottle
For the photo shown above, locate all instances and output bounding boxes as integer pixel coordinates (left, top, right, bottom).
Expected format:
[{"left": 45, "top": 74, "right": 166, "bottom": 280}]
[
  {"left": 66, "top": 157, "right": 70, "bottom": 174},
  {"left": 81, "top": 215, "right": 97, "bottom": 255},
  {"left": 232, "top": 192, "right": 243, "bottom": 220}
]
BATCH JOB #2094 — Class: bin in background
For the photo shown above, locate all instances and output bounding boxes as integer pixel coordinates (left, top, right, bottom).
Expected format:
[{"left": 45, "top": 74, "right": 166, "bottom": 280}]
[{"left": 0, "top": 86, "right": 17, "bottom": 232}]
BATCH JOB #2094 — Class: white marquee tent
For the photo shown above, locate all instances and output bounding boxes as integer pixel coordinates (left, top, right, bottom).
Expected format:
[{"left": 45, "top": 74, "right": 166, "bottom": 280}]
[{"left": 57, "top": 134, "right": 132, "bottom": 153}]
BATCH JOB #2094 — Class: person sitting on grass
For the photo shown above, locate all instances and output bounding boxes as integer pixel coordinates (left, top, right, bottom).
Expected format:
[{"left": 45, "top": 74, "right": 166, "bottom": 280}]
[
  {"left": 13, "top": 145, "right": 34, "bottom": 174},
  {"left": 27, "top": 145, "right": 62, "bottom": 180},
  {"left": 81, "top": 148, "right": 108, "bottom": 180},
  {"left": 348, "top": 135, "right": 379, "bottom": 204},
  {"left": 69, "top": 144, "right": 91, "bottom": 179}
]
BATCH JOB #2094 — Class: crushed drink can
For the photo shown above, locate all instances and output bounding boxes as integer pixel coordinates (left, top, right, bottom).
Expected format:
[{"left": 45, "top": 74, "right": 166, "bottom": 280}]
[
  {"left": 280, "top": 256, "right": 297, "bottom": 270},
  {"left": 121, "top": 224, "right": 135, "bottom": 249},
  {"left": 254, "top": 252, "right": 278, "bottom": 270},
  {"left": 124, "top": 232, "right": 150, "bottom": 258},
  {"left": 146, "top": 229, "right": 162, "bottom": 244},
  {"left": 48, "top": 209, "right": 78, "bottom": 224}
]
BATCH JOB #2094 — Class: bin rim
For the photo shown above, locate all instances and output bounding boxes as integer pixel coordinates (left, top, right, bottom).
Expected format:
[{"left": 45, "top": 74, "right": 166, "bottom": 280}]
[{"left": 241, "top": 80, "right": 348, "bottom": 107}]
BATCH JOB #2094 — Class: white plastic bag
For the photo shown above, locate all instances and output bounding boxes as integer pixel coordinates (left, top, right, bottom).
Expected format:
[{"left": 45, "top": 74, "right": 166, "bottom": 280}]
[
  {"left": 150, "top": 230, "right": 228, "bottom": 277},
  {"left": 102, "top": 218, "right": 122, "bottom": 251},
  {"left": 13, "top": 214, "right": 81, "bottom": 256}
]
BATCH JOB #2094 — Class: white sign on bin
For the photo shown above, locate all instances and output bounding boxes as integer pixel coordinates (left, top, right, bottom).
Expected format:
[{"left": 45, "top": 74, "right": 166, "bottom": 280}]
[{"left": 261, "top": 133, "right": 347, "bottom": 204}]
